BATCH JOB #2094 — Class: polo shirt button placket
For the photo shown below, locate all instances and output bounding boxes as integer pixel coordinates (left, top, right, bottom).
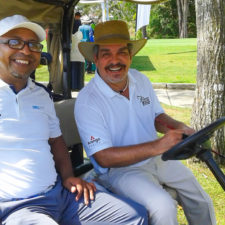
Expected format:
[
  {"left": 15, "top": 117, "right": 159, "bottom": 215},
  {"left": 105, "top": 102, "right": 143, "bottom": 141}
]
[{"left": 15, "top": 95, "right": 20, "bottom": 117}]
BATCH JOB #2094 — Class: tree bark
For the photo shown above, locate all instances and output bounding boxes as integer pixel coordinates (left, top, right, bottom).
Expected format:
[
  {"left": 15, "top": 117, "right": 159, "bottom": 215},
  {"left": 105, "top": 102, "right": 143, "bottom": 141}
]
[
  {"left": 177, "top": 0, "right": 188, "bottom": 38},
  {"left": 191, "top": 0, "right": 225, "bottom": 164}
]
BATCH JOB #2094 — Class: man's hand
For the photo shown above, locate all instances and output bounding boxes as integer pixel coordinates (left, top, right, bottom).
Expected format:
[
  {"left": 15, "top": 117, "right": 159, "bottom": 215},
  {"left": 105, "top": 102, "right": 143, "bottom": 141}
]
[
  {"left": 157, "top": 129, "right": 187, "bottom": 154},
  {"left": 178, "top": 125, "right": 195, "bottom": 136},
  {"left": 63, "top": 177, "right": 97, "bottom": 205},
  {"left": 49, "top": 136, "right": 97, "bottom": 205}
]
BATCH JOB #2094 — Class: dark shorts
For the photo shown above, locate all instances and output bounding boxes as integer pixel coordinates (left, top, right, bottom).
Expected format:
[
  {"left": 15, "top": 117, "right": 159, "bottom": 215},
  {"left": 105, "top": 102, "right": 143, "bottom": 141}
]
[{"left": 0, "top": 177, "right": 148, "bottom": 225}]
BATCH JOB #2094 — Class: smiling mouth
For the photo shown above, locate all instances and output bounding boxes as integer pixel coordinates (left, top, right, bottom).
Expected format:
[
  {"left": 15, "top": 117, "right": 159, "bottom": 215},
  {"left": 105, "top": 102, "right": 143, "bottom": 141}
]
[
  {"left": 106, "top": 63, "right": 126, "bottom": 72},
  {"left": 14, "top": 59, "right": 29, "bottom": 65},
  {"left": 109, "top": 66, "right": 122, "bottom": 72}
]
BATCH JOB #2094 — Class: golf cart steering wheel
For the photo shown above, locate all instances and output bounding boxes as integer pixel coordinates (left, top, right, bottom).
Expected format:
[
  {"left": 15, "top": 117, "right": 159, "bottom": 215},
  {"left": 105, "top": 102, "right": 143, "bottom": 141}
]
[{"left": 162, "top": 117, "right": 225, "bottom": 161}]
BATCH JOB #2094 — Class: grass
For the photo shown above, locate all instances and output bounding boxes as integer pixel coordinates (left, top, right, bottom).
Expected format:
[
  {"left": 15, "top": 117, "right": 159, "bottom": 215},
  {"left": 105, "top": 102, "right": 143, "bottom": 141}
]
[
  {"left": 36, "top": 38, "right": 197, "bottom": 84},
  {"left": 163, "top": 103, "right": 225, "bottom": 225},
  {"left": 35, "top": 65, "right": 49, "bottom": 82},
  {"left": 182, "top": 161, "right": 225, "bottom": 225},
  {"left": 35, "top": 40, "right": 49, "bottom": 82},
  {"left": 133, "top": 38, "right": 197, "bottom": 83}
]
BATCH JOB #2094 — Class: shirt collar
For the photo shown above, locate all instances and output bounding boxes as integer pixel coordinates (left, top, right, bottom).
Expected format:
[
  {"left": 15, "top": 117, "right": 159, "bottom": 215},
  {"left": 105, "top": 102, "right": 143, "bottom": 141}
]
[{"left": 27, "top": 78, "right": 36, "bottom": 89}]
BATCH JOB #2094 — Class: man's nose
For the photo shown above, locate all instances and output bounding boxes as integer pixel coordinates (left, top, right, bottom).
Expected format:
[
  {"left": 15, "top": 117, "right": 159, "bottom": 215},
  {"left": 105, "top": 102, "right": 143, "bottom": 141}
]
[
  {"left": 19, "top": 43, "right": 32, "bottom": 55},
  {"left": 110, "top": 53, "right": 120, "bottom": 63}
]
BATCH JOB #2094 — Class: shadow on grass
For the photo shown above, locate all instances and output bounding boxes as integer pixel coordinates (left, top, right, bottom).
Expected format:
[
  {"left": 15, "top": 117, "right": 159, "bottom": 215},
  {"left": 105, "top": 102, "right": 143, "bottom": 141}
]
[
  {"left": 131, "top": 56, "right": 156, "bottom": 71},
  {"left": 167, "top": 50, "right": 196, "bottom": 55}
]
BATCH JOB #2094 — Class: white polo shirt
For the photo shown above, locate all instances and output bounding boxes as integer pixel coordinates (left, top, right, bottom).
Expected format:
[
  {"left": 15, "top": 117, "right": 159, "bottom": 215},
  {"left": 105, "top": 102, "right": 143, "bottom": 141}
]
[
  {"left": 0, "top": 78, "right": 61, "bottom": 200},
  {"left": 75, "top": 69, "right": 164, "bottom": 174}
]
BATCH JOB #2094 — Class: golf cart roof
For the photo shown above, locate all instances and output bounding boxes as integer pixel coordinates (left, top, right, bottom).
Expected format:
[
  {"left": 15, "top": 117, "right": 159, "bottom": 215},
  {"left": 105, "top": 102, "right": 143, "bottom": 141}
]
[
  {"left": 0, "top": 0, "right": 163, "bottom": 27},
  {"left": 0, "top": 0, "right": 164, "bottom": 98}
]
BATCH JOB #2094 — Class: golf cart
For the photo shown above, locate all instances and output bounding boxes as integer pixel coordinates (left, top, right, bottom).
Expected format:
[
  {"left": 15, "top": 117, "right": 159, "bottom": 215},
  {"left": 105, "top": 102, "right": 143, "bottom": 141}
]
[{"left": 1, "top": 0, "right": 224, "bottom": 192}]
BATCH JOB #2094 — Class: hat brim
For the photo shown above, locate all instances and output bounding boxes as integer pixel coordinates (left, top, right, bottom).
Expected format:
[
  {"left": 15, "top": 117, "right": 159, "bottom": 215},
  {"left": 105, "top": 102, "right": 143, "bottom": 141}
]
[
  {"left": 78, "top": 38, "right": 147, "bottom": 62},
  {"left": 0, "top": 22, "right": 46, "bottom": 42}
]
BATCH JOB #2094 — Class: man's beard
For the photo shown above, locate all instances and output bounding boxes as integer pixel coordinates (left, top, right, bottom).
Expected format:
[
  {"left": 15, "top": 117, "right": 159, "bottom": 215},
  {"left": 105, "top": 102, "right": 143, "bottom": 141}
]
[
  {"left": 10, "top": 70, "right": 32, "bottom": 80},
  {"left": 9, "top": 52, "right": 37, "bottom": 80}
]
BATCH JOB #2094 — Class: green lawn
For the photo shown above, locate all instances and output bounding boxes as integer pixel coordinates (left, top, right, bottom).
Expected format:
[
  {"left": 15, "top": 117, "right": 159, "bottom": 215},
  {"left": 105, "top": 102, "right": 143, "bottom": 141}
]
[
  {"left": 35, "top": 40, "right": 49, "bottom": 82},
  {"left": 132, "top": 38, "right": 197, "bottom": 83}
]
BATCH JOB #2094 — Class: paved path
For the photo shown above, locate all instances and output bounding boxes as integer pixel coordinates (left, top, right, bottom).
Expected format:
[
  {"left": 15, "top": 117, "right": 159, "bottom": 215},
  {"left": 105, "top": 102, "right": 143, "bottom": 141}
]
[{"left": 155, "top": 89, "right": 195, "bottom": 108}]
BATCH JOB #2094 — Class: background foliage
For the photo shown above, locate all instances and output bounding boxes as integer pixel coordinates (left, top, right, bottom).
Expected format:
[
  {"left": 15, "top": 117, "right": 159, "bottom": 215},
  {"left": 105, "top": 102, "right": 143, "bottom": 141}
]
[{"left": 75, "top": 0, "right": 196, "bottom": 39}]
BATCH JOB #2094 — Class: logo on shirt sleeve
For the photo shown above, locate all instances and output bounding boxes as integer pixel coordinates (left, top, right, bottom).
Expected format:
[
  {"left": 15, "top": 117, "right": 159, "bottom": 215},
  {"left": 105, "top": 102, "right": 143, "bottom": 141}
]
[
  {"left": 88, "top": 136, "right": 101, "bottom": 145},
  {"left": 137, "top": 96, "right": 150, "bottom": 106}
]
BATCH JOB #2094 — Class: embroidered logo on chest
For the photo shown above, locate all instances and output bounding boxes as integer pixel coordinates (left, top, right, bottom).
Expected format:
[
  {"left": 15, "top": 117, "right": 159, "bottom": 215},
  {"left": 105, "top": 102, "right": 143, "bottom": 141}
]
[
  {"left": 32, "top": 105, "right": 44, "bottom": 110},
  {"left": 137, "top": 96, "right": 150, "bottom": 106}
]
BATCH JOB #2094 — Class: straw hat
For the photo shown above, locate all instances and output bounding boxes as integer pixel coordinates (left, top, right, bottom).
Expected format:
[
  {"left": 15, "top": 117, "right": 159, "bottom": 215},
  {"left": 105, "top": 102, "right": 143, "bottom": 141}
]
[{"left": 78, "top": 20, "right": 147, "bottom": 62}]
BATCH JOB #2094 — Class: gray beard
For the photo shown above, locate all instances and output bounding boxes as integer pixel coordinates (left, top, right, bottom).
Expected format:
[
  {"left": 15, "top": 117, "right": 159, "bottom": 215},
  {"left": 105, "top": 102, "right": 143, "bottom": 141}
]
[{"left": 11, "top": 71, "right": 31, "bottom": 80}]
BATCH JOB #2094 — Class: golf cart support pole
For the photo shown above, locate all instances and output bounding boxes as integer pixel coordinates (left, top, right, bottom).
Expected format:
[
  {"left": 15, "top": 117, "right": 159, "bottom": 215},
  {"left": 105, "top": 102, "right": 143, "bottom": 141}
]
[
  {"left": 62, "top": 0, "right": 79, "bottom": 99},
  {"left": 197, "top": 150, "right": 225, "bottom": 191}
]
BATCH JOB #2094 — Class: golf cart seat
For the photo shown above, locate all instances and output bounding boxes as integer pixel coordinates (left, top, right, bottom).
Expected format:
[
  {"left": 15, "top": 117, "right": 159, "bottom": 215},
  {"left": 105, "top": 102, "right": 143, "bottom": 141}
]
[{"left": 54, "top": 98, "right": 93, "bottom": 176}]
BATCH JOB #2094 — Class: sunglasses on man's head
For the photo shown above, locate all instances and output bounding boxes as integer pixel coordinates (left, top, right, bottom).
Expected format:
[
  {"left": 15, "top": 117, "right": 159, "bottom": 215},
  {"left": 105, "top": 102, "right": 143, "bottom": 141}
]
[{"left": 0, "top": 39, "right": 43, "bottom": 53}]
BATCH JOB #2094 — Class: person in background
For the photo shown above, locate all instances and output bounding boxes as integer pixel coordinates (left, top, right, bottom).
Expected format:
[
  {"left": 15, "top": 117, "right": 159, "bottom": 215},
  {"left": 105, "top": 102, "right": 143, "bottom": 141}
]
[
  {"left": 75, "top": 20, "right": 216, "bottom": 225},
  {"left": 0, "top": 14, "right": 148, "bottom": 225},
  {"left": 79, "top": 15, "right": 94, "bottom": 74},
  {"left": 73, "top": 11, "right": 82, "bottom": 34},
  {"left": 89, "top": 19, "right": 96, "bottom": 72},
  {"left": 90, "top": 20, "right": 96, "bottom": 36},
  {"left": 71, "top": 12, "right": 85, "bottom": 90}
]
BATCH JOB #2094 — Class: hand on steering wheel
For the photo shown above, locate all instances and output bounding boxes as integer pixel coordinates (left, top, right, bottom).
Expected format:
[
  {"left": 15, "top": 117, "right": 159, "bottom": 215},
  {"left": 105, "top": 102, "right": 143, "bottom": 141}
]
[{"left": 162, "top": 117, "right": 225, "bottom": 161}]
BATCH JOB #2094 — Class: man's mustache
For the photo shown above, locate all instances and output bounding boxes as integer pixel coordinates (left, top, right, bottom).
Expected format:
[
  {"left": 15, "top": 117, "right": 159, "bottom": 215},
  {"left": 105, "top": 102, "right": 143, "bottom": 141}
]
[{"left": 105, "top": 63, "right": 126, "bottom": 70}]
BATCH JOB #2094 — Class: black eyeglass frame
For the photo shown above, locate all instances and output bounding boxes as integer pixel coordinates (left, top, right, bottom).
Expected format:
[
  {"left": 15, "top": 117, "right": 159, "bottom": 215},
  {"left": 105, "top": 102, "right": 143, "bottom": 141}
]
[{"left": 0, "top": 39, "right": 43, "bottom": 53}]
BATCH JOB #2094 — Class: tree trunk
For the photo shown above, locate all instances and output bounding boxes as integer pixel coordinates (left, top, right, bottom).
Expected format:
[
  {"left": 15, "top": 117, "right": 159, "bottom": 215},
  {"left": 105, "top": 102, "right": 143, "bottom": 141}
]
[
  {"left": 177, "top": 0, "right": 188, "bottom": 38},
  {"left": 191, "top": 0, "right": 225, "bottom": 164}
]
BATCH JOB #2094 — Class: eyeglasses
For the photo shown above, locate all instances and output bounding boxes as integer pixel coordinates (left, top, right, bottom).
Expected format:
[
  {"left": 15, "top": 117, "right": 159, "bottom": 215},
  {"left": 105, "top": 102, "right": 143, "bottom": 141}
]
[{"left": 0, "top": 39, "right": 43, "bottom": 53}]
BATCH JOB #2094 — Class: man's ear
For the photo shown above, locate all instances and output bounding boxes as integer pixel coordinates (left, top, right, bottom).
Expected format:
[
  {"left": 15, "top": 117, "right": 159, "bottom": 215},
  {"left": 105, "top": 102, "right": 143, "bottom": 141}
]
[
  {"left": 130, "top": 55, "right": 133, "bottom": 63},
  {"left": 93, "top": 55, "right": 98, "bottom": 64}
]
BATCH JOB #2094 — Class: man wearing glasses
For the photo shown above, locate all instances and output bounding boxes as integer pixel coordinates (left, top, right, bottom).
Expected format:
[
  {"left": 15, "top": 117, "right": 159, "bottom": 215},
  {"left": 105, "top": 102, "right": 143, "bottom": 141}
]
[{"left": 0, "top": 15, "right": 148, "bottom": 225}]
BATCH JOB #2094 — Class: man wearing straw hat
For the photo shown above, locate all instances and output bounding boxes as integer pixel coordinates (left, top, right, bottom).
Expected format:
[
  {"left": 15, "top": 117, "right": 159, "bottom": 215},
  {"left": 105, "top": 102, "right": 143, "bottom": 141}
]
[
  {"left": 0, "top": 15, "right": 148, "bottom": 225},
  {"left": 75, "top": 20, "right": 216, "bottom": 225}
]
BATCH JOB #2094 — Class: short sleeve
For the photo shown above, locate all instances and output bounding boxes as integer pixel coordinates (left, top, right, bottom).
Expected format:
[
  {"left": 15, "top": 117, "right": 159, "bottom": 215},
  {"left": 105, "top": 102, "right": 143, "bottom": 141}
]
[
  {"left": 75, "top": 103, "right": 113, "bottom": 157},
  {"left": 48, "top": 99, "right": 62, "bottom": 138}
]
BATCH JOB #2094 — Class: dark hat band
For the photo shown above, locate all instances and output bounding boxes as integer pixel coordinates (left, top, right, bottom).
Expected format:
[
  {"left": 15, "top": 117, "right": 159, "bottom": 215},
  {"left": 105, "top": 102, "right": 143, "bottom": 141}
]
[{"left": 96, "top": 33, "right": 130, "bottom": 42}]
